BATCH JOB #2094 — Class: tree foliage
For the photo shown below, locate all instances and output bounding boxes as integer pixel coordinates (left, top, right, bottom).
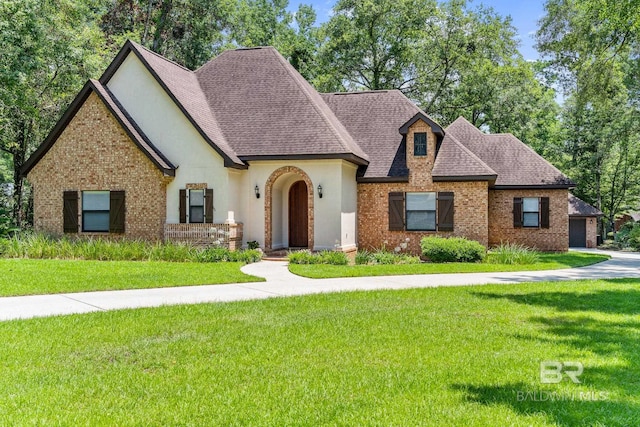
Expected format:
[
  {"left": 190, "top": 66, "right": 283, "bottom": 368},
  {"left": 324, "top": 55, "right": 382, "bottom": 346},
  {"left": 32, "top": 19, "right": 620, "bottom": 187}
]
[
  {"left": 537, "top": 0, "right": 640, "bottom": 232},
  {"left": 0, "top": 0, "right": 107, "bottom": 226}
]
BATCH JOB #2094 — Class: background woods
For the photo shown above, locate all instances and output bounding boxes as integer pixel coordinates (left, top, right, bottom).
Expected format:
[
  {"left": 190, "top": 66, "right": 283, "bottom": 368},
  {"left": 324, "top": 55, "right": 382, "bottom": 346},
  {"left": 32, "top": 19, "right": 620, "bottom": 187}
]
[{"left": 1, "top": 0, "right": 638, "bottom": 236}]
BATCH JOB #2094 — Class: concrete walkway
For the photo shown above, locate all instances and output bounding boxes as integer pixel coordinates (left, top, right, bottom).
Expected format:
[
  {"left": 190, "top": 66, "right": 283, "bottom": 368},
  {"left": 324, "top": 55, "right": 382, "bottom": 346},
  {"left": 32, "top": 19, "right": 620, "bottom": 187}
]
[{"left": 1, "top": 249, "right": 639, "bottom": 322}]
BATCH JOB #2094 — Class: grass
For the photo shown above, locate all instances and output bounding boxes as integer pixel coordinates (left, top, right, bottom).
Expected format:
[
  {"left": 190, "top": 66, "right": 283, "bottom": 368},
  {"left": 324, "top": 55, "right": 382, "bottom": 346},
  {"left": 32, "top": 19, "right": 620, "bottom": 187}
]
[
  {"left": 0, "top": 259, "right": 264, "bottom": 296},
  {"left": 0, "top": 279, "right": 639, "bottom": 425},
  {"left": 289, "top": 251, "right": 610, "bottom": 278}
]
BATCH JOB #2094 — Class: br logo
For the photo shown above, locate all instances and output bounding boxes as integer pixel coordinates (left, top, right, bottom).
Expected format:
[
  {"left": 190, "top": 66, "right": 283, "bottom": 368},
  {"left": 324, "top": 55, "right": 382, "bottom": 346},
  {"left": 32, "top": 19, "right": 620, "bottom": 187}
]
[{"left": 540, "top": 361, "right": 584, "bottom": 384}]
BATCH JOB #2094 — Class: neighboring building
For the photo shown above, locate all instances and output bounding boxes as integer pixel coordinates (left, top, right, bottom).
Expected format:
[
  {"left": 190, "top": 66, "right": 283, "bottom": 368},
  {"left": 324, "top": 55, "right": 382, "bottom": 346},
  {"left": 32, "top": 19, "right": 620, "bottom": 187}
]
[
  {"left": 614, "top": 212, "right": 640, "bottom": 232},
  {"left": 568, "top": 194, "right": 602, "bottom": 248},
  {"left": 21, "top": 41, "right": 576, "bottom": 253}
]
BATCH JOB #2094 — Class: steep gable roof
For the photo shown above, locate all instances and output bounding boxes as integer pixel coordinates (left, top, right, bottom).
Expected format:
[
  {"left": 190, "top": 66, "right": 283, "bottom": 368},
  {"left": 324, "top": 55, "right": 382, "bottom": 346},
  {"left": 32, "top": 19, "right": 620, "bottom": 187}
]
[
  {"left": 446, "top": 116, "right": 575, "bottom": 188},
  {"left": 21, "top": 79, "right": 175, "bottom": 177},
  {"left": 100, "top": 41, "right": 245, "bottom": 168},
  {"left": 195, "top": 47, "right": 368, "bottom": 165}
]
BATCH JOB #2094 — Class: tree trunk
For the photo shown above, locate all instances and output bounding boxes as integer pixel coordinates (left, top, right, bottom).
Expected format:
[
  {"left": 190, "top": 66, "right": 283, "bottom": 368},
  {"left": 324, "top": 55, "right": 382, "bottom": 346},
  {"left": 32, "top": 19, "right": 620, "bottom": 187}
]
[{"left": 152, "top": 0, "right": 172, "bottom": 53}]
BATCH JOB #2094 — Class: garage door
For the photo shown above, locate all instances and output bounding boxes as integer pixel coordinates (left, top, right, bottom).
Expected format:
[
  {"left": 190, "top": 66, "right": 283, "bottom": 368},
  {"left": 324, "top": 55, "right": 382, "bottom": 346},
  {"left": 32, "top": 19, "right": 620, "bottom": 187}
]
[{"left": 569, "top": 218, "right": 587, "bottom": 247}]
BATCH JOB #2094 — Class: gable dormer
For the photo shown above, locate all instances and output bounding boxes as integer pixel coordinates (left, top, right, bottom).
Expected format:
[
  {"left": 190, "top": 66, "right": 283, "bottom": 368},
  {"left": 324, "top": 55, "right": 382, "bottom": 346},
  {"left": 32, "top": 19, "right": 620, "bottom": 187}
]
[{"left": 399, "top": 112, "right": 445, "bottom": 185}]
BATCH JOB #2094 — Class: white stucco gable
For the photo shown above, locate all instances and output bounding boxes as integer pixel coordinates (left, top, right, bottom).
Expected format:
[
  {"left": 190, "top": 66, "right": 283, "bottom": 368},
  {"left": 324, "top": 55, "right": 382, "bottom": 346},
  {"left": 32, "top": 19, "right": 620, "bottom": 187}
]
[{"left": 106, "top": 53, "right": 231, "bottom": 224}]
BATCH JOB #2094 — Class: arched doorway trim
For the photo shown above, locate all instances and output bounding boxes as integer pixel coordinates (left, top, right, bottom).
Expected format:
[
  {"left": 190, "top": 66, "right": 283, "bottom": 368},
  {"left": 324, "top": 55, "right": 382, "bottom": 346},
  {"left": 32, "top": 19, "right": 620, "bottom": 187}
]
[{"left": 264, "top": 166, "right": 314, "bottom": 250}]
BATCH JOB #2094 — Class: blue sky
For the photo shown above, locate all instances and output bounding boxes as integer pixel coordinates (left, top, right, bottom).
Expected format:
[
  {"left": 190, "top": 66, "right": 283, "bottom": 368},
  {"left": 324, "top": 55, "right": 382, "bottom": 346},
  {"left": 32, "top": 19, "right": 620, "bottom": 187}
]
[{"left": 286, "top": 0, "right": 547, "bottom": 60}]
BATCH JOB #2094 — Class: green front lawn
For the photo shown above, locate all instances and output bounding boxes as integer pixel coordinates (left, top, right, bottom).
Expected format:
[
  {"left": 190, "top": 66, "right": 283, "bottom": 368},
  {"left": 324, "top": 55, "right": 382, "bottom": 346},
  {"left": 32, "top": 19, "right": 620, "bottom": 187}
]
[
  {"left": 0, "top": 259, "right": 264, "bottom": 296},
  {"left": 1, "top": 279, "right": 638, "bottom": 425},
  {"left": 290, "top": 251, "right": 609, "bottom": 278}
]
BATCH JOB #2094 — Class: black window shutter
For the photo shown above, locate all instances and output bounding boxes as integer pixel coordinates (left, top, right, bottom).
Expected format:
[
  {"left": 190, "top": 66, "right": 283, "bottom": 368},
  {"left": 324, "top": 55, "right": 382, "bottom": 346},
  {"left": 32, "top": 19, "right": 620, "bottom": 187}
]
[
  {"left": 63, "top": 191, "right": 78, "bottom": 233},
  {"left": 540, "top": 197, "right": 550, "bottom": 229},
  {"left": 437, "top": 192, "right": 454, "bottom": 231},
  {"left": 205, "top": 188, "right": 214, "bottom": 223},
  {"left": 388, "top": 192, "right": 405, "bottom": 231},
  {"left": 109, "top": 191, "right": 126, "bottom": 233},
  {"left": 179, "top": 189, "right": 187, "bottom": 223},
  {"left": 513, "top": 197, "right": 523, "bottom": 228}
]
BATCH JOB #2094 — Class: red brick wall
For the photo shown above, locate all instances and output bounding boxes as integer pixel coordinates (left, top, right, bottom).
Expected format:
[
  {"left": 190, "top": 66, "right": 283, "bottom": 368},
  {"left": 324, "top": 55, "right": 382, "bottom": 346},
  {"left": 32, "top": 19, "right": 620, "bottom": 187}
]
[
  {"left": 357, "top": 120, "right": 489, "bottom": 253},
  {"left": 28, "top": 92, "right": 169, "bottom": 240},
  {"left": 488, "top": 189, "right": 569, "bottom": 251}
]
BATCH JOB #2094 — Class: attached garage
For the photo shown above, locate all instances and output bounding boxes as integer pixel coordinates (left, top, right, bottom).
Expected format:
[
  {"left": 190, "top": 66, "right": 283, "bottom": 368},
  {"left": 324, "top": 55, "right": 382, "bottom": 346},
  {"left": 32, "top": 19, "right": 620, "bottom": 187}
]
[{"left": 568, "top": 194, "right": 602, "bottom": 248}]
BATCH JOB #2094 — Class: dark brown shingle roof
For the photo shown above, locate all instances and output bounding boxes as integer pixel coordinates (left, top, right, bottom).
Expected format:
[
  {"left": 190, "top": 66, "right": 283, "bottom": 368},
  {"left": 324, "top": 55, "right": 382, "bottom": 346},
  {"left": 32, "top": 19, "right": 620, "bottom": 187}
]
[
  {"left": 321, "top": 90, "right": 421, "bottom": 179},
  {"left": 195, "top": 47, "right": 368, "bottom": 164},
  {"left": 569, "top": 194, "right": 603, "bottom": 216},
  {"left": 21, "top": 80, "right": 176, "bottom": 177},
  {"left": 446, "top": 117, "right": 574, "bottom": 188},
  {"left": 123, "top": 42, "right": 244, "bottom": 167},
  {"left": 432, "top": 134, "right": 497, "bottom": 181}
]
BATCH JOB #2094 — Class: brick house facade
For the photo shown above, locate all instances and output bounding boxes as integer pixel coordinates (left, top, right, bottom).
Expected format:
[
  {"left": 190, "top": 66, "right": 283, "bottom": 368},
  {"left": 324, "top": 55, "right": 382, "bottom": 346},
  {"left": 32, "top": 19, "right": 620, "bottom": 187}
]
[
  {"left": 28, "top": 91, "right": 169, "bottom": 241},
  {"left": 23, "top": 41, "right": 579, "bottom": 252}
]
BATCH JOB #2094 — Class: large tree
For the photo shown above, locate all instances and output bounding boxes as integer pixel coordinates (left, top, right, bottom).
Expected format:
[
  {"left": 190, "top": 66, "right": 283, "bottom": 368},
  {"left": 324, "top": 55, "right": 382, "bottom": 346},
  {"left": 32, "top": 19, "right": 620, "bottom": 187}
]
[
  {"left": 317, "top": 0, "right": 561, "bottom": 151},
  {"left": 0, "top": 0, "right": 107, "bottom": 226},
  {"left": 537, "top": 0, "right": 640, "bottom": 232}
]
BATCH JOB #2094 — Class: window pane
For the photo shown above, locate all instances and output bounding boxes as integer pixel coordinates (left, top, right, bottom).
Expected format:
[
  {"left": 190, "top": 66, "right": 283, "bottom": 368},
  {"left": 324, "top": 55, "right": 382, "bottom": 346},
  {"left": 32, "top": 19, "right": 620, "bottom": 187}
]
[
  {"left": 407, "top": 211, "right": 436, "bottom": 230},
  {"left": 82, "top": 191, "right": 109, "bottom": 210},
  {"left": 523, "top": 197, "right": 539, "bottom": 212},
  {"left": 190, "top": 206, "right": 204, "bottom": 223},
  {"left": 406, "top": 192, "right": 436, "bottom": 210},
  {"left": 83, "top": 212, "right": 109, "bottom": 232},
  {"left": 523, "top": 212, "right": 539, "bottom": 227},
  {"left": 190, "top": 190, "right": 204, "bottom": 206},
  {"left": 414, "top": 132, "right": 427, "bottom": 156}
]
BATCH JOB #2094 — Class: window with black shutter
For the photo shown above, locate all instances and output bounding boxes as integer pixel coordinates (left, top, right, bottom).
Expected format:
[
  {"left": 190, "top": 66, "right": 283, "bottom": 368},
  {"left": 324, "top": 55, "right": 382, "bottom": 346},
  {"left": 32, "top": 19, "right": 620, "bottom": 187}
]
[
  {"left": 180, "top": 188, "right": 214, "bottom": 223},
  {"left": 514, "top": 197, "right": 549, "bottom": 229},
  {"left": 388, "top": 191, "right": 454, "bottom": 232},
  {"left": 74, "top": 190, "right": 126, "bottom": 233}
]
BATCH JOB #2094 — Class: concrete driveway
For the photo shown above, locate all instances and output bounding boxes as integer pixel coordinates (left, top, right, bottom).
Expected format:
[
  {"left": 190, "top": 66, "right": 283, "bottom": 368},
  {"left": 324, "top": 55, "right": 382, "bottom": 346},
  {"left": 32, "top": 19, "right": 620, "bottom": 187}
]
[{"left": 1, "top": 249, "right": 639, "bottom": 322}]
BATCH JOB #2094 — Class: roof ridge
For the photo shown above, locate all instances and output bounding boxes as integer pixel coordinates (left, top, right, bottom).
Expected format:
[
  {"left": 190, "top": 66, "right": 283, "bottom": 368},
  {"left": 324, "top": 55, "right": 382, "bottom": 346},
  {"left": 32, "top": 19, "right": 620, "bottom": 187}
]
[
  {"left": 322, "top": 90, "right": 391, "bottom": 96},
  {"left": 269, "top": 49, "right": 368, "bottom": 160},
  {"left": 128, "top": 40, "right": 194, "bottom": 73},
  {"left": 446, "top": 132, "right": 497, "bottom": 175},
  {"left": 449, "top": 116, "right": 484, "bottom": 135}
]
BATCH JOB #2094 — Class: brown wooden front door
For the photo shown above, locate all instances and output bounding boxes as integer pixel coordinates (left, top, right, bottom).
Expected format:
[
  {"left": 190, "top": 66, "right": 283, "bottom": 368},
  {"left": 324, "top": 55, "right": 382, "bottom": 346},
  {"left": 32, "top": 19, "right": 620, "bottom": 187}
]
[{"left": 288, "top": 181, "right": 308, "bottom": 248}]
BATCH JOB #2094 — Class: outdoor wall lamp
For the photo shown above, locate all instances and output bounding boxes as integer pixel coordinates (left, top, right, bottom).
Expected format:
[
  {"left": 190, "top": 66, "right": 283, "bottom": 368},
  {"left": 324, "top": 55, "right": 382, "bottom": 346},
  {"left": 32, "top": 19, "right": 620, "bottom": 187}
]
[
  {"left": 317, "top": 184, "right": 323, "bottom": 198},
  {"left": 254, "top": 185, "right": 260, "bottom": 199}
]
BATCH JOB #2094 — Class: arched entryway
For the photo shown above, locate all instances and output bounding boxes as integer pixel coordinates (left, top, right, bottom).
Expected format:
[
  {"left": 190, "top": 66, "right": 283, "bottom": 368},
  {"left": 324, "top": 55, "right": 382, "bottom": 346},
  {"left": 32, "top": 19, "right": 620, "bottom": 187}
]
[
  {"left": 288, "top": 181, "right": 308, "bottom": 247},
  {"left": 264, "top": 166, "right": 314, "bottom": 251}
]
